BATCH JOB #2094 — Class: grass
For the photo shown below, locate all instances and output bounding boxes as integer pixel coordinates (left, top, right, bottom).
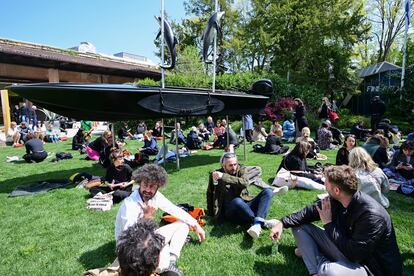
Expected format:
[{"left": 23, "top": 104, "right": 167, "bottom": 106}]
[{"left": 0, "top": 139, "right": 413, "bottom": 275}]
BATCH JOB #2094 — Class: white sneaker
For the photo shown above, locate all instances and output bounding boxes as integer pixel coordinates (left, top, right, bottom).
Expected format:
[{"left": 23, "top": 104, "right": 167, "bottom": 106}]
[
  {"left": 247, "top": 224, "right": 262, "bottom": 239},
  {"left": 264, "top": 219, "right": 281, "bottom": 229},
  {"left": 273, "top": 186, "right": 289, "bottom": 195}
]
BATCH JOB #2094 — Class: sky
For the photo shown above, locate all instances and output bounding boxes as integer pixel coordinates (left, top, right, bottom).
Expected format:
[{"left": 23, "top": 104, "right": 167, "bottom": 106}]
[{"left": 0, "top": 0, "right": 187, "bottom": 63}]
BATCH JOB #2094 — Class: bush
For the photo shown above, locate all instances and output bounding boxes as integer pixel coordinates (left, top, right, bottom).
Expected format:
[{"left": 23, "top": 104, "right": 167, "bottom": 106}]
[
  {"left": 334, "top": 108, "right": 369, "bottom": 129},
  {"left": 264, "top": 97, "right": 296, "bottom": 121}
]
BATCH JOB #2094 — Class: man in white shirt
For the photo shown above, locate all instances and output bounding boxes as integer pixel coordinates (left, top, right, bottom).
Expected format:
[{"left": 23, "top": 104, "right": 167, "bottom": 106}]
[{"left": 115, "top": 164, "right": 205, "bottom": 275}]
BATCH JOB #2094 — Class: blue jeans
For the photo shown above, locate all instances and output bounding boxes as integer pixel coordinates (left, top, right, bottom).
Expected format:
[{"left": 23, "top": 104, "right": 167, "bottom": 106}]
[{"left": 224, "top": 188, "right": 273, "bottom": 226}]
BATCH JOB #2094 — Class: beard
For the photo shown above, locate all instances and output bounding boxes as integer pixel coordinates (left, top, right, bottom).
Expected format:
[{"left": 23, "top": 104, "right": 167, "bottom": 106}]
[{"left": 139, "top": 189, "right": 156, "bottom": 202}]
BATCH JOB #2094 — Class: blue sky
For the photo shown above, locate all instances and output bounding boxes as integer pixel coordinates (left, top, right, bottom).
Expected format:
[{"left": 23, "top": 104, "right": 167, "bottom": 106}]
[{"left": 0, "top": 0, "right": 186, "bottom": 63}]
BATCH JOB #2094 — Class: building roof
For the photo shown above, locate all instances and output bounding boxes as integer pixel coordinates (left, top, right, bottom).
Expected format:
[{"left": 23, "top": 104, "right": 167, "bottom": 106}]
[
  {"left": 358, "top": 61, "right": 401, "bottom": 78},
  {"left": 0, "top": 38, "right": 161, "bottom": 79}
]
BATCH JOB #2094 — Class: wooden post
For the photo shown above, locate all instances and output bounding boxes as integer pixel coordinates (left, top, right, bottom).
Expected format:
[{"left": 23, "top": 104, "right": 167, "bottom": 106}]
[{"left": 1, "top": 89, "right": 11, "bottom": 133}]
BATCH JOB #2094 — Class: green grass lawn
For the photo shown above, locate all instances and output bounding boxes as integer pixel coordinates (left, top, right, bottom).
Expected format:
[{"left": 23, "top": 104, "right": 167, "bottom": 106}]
[{"left": 0, "top": 139, "right": 413, "bottom": 275}]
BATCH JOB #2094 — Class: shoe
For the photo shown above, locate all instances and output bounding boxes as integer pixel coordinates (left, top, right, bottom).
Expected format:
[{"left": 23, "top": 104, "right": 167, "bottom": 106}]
[
  {"left": 294, "top": 248, "right": 302, "bottom": 258},
  {"left": 159, "top": 261, "right": 183, "bottom": 276},
  {"left": 273, "top": 186, "right": 289, "bottom": 195},
  {"left": 247, "top": 224, "right": 262, "bottom": 239},
  {"left": 264, "top": 219, "right": 281, "bottom": 229}
]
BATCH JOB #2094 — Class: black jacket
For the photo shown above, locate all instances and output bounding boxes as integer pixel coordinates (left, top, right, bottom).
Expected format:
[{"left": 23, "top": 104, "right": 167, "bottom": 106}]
[{"left": 281, "top": 192, "right": 402, "bottom": 276}]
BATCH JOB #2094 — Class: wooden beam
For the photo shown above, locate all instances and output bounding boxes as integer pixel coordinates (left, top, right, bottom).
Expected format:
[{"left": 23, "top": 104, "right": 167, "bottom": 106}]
[
  {"left": 48, "top": 68, "right": 60, "bottom": 83},
  {"left": 1, "top": 89, "right": 11, "bottom": 133}
]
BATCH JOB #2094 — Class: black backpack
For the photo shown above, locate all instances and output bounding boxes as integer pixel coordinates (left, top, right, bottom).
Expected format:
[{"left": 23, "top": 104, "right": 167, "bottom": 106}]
[
  {"left": 253, "top": 144, "right": 265, "bottom": 153},
  {"left": 56, "top": 152, "right": 73, "bottom": 160}
]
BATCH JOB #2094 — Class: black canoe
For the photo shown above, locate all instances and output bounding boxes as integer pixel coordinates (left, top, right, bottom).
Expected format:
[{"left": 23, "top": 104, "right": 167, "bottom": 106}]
[{"left": 8, "top": 83, "right": 269, "bottom": 121}]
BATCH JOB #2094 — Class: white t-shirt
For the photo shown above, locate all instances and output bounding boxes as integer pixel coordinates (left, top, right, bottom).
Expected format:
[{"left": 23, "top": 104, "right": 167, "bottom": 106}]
[
  {"left": 6, "top": 127, "right": 18, "bottom": 142},
  {"left": 114, "top": 190, "right": 198, "bottom": 241}
]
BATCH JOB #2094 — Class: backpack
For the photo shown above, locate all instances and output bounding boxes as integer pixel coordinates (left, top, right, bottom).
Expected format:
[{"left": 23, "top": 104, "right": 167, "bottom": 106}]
[
  {"left": 161, "top": 203, "right": 205, "bottom": 228},
  {"left": 56, "top": 152, "right": 73, "bottom": 160},
  {"left": 253, "top": 144, "right": 265, "bottom": 153}
]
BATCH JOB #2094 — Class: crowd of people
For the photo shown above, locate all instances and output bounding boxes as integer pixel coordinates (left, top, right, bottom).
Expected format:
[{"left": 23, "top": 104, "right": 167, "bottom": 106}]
[{"left": 3, "top": 95, "right": 409, "bottom": 276}]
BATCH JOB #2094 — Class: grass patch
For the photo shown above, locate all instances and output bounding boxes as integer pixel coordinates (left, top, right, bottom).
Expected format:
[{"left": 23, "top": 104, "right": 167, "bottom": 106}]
[{"left": 0, "top": 140, "right": 413, "bottom": 275}]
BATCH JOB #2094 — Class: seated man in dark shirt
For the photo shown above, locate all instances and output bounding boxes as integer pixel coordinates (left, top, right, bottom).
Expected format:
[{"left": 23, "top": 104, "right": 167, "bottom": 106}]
[
  {"left": 23, "top": 133, "right": 48, "bottom": 163},
  {"left": 270, "top": 165, "right": 402, "bottom": 276}
]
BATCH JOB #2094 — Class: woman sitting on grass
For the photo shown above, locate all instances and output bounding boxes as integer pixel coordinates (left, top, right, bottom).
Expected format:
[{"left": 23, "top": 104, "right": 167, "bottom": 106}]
[
  {"left": 72, "top": 128, "right": 88, "bottom": 151},
  {"left": 296, "top": 127, "right": 319, "bottom": 159},
  {"left": 362, "top": 133, "right": 390, "bottom": 168},
  {"left": 23, "top": 133, "right": 48, "bottom": 163},
  {"left": 88, "top": 149, "right": 134, "bottom": 203},
  {"left": 264, "top": 129, "right": 289, "bottom": 154},
  {"left": 139, "top": 130, "right": 159, "bottom": 155},
  {"left": 252, "top": 121, "right": 268, "bottom": 142},
  {"left": 6, "top": 121, "right": 22, "bottom": 147},
  {"left": 335, "top": 134, "right": 356, "bottom": 165},
  {"left": 383, "top": 141, "right": 414, "bottom": 184},
  {"left": 33, "top": 121, "right": 46, "bottom": 142},
  {"left": 279, "top": 141, "right": 325, "bottom": 190},
  {"left": 45, "top": 123, "right": 59, "bottom": 143},
  {"left": 349, "top": 147, "right": 390, "bottom": 208},
  {"left": 86, "top": 130, "right": 112, "bottom": 161}
]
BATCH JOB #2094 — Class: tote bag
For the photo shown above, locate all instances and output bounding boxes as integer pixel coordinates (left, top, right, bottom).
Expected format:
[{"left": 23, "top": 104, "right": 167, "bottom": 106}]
[{"left": 272, "top": 168, "right": 297, "bottom": 188}]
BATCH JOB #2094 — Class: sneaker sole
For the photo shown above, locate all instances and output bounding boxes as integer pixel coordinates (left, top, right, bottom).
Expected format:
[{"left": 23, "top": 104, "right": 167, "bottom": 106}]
[{"left": 247, "top": 229, "right": 260, "bottom": 239}]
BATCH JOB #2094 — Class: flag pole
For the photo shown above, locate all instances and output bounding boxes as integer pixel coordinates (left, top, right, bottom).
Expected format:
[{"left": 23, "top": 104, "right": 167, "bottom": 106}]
[
  {"left": 401, "top": 0, "right": 410, "bottom": 93},
  {"left": 211, "top": 0, "right": 219, "bottom": 94}
]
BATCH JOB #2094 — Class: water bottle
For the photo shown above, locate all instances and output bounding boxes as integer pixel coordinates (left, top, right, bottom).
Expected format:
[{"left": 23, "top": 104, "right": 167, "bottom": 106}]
[{"left": 271, "top": 240, "right": 279, "bottom": 255}]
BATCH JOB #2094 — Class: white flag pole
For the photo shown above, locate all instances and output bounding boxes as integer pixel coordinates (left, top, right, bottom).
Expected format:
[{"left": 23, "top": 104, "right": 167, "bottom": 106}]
[
  {"left": 401, "top": 0, "right": 410, "bottom": 91},
  {"left": 211, "top": 0, "right": 219, "bottom": 93}
]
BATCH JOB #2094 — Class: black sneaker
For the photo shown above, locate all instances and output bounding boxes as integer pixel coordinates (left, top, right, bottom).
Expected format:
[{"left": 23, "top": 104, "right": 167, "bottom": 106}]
[{"left": 159, "top": 262, "right": 183, "bottom": 276}]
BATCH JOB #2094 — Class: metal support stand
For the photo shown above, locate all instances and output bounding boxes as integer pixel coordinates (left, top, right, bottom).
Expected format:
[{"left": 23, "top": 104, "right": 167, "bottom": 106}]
[
  {"left": 161, "top": 118, "right": 166, "bottom": 167},
  {"left": 111, "top": 123, "right": 115, "bottom": 147},
  {"left": 243, "top": 115, "right": 247, "bottom": 161},
  {"left": 175, "top": 118, "right": 180, "bottom": 170}
]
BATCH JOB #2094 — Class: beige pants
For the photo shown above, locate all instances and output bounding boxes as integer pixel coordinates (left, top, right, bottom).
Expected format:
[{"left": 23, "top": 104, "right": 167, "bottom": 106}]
[{"left": 155, "top": 221, "right": 190, "bottom": 272}]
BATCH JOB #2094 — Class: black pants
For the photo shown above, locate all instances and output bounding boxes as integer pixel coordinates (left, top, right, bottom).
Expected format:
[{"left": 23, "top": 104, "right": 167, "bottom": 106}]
[{"left": 23, "top": 151, "right": 47, "bottom": 163}]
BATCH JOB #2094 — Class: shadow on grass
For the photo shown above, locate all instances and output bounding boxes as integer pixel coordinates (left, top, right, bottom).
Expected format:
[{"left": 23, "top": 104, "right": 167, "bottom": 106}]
[
  {"left": 402, "top": 252, "right": 414, "bottom": 275},
  {"left": 254, "top": 244, "right": 307, "bottom": 275},
  {"left": 209, "top": 221, "right": 244, "bottom": 238},
  {"left": 162, "top": 154, "right": 222, "bottom": 173},
  {"left": 78, "top": 240, "right": 117, "bottom": 270},
  {"left": 0, "top": 167, "right": 104, "bottom": 194}
]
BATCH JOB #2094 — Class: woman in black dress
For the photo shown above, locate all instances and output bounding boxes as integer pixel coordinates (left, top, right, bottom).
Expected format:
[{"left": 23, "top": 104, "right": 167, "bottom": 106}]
[{"left": 336, "top": 134, "right": 356, "bottom": 165}]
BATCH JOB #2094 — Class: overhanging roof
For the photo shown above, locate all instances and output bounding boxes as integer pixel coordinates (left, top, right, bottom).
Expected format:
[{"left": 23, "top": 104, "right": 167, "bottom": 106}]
[
  {"left": 358, "top": 61, "right": 401, "bottom": 78},
  {"left": 0, "top": 38, "right": 161, "bottom": 80}
]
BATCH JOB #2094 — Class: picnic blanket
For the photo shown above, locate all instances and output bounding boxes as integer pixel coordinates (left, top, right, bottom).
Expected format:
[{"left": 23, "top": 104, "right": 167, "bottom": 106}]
[{"left": 9, "top": 179, "right": 74, "bottom": 197}]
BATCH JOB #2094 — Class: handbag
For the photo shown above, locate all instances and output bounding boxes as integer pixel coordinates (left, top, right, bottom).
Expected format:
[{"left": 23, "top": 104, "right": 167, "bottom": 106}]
[
  {"left": 328, "top": 110, "right": 339, "bottom": 121},
  {"left": 272, "top": 167, "right": 297, "bottom": 188}
]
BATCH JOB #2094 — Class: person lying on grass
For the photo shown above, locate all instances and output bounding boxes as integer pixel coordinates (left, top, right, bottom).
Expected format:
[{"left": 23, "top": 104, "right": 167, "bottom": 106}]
[
  {"left": 207, "top": 152, "right": 286, "bottom": 239},
  {"left": 269, "top": 165, "right": 402, "bottom": 276},
  {"left": 115, "top": 164, "right": 205, "bottom": 275}
]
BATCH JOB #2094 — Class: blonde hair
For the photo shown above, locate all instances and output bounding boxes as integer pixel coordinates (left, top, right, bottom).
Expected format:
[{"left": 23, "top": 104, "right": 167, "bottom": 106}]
[
  {"left": 102, "top": 130, "right": 112, "bottom": 143},
  {"left": 301, "top": 127, "right": 310, "bottom": 138},
  {"left": 348, "top": 147, "right": 378, "bottom": 172}
]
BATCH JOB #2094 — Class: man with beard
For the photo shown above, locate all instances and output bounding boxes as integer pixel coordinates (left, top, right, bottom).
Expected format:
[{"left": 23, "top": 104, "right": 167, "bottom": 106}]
[
  {"left": 269, "top": 165, "right": 402, "bottom": 276},
  {"left": 207, "top": 152, "right": 284, "bottom": 239},
  {"left": 115, "top": 164, "right": 205, "bottom": 275}
]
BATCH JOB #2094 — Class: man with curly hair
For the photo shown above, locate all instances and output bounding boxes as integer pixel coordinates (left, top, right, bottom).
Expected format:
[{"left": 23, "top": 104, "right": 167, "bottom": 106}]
[
  {"left": 115, "top": 164, "right": 205, "bottom": 275},
  {"left": 116, "top": 219, "right": 165, "bottom": 276}
]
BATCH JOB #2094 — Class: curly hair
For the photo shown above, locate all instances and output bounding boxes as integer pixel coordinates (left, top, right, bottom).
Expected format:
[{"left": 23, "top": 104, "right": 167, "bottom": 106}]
[
  {"left": 132, "top": 164, "right": 168, "bottom": 188},
  {"left": 116, "top": 219, "right": 165, "bottom": 276},
  {"left": 324, "top": 165, "right": 358, "bottom": 195}
]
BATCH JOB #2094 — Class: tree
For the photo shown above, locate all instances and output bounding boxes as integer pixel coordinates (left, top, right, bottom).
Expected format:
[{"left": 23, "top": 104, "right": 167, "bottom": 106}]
[{"left": 367, "top": 0, "right": 413, "bottom": 62}]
